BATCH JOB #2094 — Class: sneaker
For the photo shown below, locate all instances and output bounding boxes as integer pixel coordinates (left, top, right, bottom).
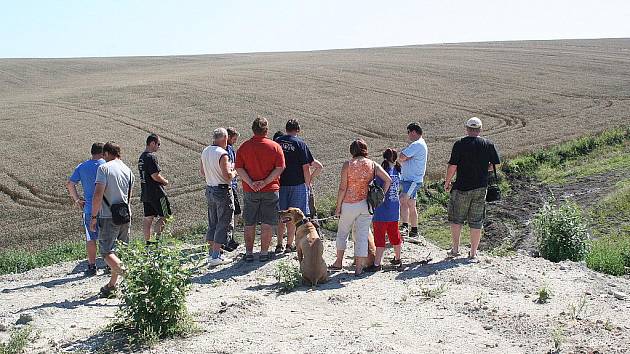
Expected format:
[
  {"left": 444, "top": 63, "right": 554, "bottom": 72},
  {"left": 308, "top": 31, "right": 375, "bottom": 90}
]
[
  {"left": 364, "top": 264, "right": 382, "bottom": 272},
  {"left": 244, "top": 254, "right": 255, "bottom": 262},
  {"left": 223, "top": 240, "right": 240, "bottom": 252},
  {"left": 406, "top": 231, "right": 423, "bottom": 245},
  {"left": 274, "top": 244, "right": 284, "bottom": 254},
  {"left": 399, "top": 224, "right": 409, "bottom": 235},
  {"left": 390, "top": 258, "right": 402, "bottom": 267},
  {"left": 259, "top": 253, "right": 273, "bottom": 262},
  {"left": 85, "top": 264, "right": 97, "bottom": 277},
  {"left": 99, "top": 284, "right": 117, "bottom": 299},
  {"left": 284, "top": 244, "right": 296, "bottom": 254},
  {"left": 104, "top": 265, "right": 112, "bottom": 275},
  {"left": 208, "top": 256, "right": 232, "bottom": 267}
]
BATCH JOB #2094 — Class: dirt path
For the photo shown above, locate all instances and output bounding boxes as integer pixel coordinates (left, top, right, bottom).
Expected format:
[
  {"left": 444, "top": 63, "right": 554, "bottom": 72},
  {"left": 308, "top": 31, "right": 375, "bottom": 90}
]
[{"left": 1, "top": 237, "right": 629, "bottom": 353}]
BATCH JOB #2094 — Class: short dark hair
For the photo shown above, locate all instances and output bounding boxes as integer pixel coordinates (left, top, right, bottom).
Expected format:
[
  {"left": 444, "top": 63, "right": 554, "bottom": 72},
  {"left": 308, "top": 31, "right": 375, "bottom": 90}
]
[
  {"left": 350, "top": 139, "right": 368, "bottom": 158},
  {"left": 91, "top": 142, "right": 104, "bottom": 155},
  {"left": 251, "top": 116, "right": 268, "bottom": 136},
  {"left": 103, "top": 141, "right": 121, "bottom": 158},
  {"left": 407, "top": 122, "right": 423, "bottom": 135},
  {"left": 227, "top": 127, "right": 239, "bottom": 138},
  {"left": 273, "top": 130, "right": 284, "bottom": 142},
  {"left": 146, "top": 133, "right": 159, "bottom": 146},
  {"left": 285, "top": 119, "right": 300, "bottom": 132}
]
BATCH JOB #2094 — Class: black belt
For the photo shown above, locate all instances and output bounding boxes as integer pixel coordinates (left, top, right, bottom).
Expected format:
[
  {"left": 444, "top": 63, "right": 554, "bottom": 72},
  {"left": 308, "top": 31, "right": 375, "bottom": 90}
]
[{"left": 208, "top": 184, "right": 230, "bottom": 189}]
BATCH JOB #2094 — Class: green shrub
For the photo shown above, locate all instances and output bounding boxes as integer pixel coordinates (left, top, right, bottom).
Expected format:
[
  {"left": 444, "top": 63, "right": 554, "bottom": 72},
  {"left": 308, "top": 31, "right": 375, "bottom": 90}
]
[
  {"left": 115, "top": 237, "right": 193, "bottom": 341},
  {"left": 534, "top": 201, "right": 589, "bottom": 262},
  {"left": 0, "top": 326, "right": 32, "bottom": 354},
  {"left": 275, "top": 260, "right": 301, "bottom": 292},
  {"left": 586, "top": 236, "right": 630, "bottom": 276}
]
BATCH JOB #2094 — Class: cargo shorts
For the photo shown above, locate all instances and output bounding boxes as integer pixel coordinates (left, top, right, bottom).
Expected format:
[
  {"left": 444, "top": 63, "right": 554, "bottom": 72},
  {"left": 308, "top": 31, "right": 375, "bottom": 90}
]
[
  {"left": 447, "top": 187, "right": 487, "bottom": 229},
  {"left": 98, "top": 217, "right": 130, "bottom": 256}
]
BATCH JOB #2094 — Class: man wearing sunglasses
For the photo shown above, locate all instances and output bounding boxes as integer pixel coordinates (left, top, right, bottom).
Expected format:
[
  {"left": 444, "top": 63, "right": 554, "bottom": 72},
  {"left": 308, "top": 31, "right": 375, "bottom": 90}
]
[{"left": 138, "top": 133, "right": 171, "bottom": 244}]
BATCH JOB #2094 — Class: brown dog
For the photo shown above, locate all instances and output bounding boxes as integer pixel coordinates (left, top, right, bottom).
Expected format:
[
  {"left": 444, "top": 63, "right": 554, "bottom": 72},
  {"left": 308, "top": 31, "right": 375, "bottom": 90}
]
[{"left": 279, "top": 208, "right": 328, "bottom": 286}]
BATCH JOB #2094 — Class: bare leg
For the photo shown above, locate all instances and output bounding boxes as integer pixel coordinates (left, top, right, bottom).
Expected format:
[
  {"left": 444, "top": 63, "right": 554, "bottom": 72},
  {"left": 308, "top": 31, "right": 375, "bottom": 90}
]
[
  {"left": 244, "top": 225, "right": 256, "bottom": 254},
  {"left": 142, "top": 216, "right": 154, "bottom": 241},
  {"left": 469, "top": 228, "right": 482, "bottom": 258},
  {"left": 450, "top": 223, "right": 463, "bottom": 253},
  {"left": 260, "top": 224, "right": 273, "bottom": 254},
  {"left": 155, "top": 217, "right": 166, "bottom": 237},
  {"left": 355, "top": 256, "right": 366, "bottom": 275},
  {"left": 393, "top": 244, "right": 401, "bottom": 260},
  {"left": 332, "top": 249, "right": 345, "bottom": 268},
  {"left": 86, "top": 240, "right": 97, "bottom": 265},
  {"left": 286, "top": 222, "right": 296, "bottom": 248},
  {"left": 400, "top": 195, "right": 410, "bottom": 224},
  {"left": 276, "top": 222, "right": 286, "bottom": 248},
  {"left": 408, "top": 199, "right": 418, "bottom": 228},
  {"left": 374, "top": 247, "right": 385, "bottom": 266},
  {"left": 103, "top": 253, "right": 123, "bottom": 287}
]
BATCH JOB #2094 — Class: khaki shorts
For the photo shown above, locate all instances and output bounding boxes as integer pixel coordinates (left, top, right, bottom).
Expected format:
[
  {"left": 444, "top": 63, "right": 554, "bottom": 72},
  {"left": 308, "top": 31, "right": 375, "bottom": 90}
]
[{"left": 447, "top": 187, "right": 487, "bottom": 229}]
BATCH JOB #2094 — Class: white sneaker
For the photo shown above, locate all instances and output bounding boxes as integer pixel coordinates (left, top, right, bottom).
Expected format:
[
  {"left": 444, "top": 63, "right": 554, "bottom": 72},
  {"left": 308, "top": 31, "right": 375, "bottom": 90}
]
[{"left": 208, "top": 256, "right": 232, "bottom": 267}]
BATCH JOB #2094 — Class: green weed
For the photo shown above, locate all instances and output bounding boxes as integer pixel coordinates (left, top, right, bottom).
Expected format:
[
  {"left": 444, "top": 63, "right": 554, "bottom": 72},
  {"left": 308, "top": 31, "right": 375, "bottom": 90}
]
[
  {"left": 0, "top": 326, "right": 32, "bottom": 354},
  {"left": 586, "top": 236, "right": 630, "bottom": 276},
  {"left": 534, "top": 201, "right": 589, "bottom": 262},
  {"left": 275, "top": 260, "right": 301, "bottom": 292},
  {"left": 0, "top": 241, "right": 85, "bottom": 275},
  {"left": 535, "top": 285, "right": 552, "bottom": 304},
  {"left": 114, "top": 233, "right": 193, "bottom": 342}
]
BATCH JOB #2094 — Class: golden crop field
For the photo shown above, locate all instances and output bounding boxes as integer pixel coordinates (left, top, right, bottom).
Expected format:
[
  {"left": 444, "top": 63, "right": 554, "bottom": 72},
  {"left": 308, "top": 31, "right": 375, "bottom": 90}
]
[{"left": 1, "top": 39, "right": 629, "bottom": 251}]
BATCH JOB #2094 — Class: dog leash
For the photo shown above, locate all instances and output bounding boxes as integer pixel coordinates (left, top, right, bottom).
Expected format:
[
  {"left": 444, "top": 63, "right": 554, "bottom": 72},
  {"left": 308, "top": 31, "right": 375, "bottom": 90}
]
[{"left": 309, "top": 215, "right": 338, "bottom": 222}]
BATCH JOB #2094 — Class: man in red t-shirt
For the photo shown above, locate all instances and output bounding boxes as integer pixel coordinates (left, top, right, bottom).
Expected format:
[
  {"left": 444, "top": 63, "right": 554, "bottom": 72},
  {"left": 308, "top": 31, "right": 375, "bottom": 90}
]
[{"left": 235, "top": 116, "right": 285, "bottom": 262}]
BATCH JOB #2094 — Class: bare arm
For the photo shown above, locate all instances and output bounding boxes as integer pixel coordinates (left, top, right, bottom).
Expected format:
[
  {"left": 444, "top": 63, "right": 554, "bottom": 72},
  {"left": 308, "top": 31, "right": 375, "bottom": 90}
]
[
  {"left": 199, "top": 159, "right": 205, "bottom": 177},
  {"left": 309, "top": 159, "right": 323, "bottom": 185},
  {"left": 151, "top": 172, "right": 169, "bottom": 186},
  {"left": 398, "top": 152, "right": 411, "bottom": 162},
  {"left": 219, "top": 155, "right": 237, "bottom": 182},
  {"left": 236, "top": 168, "right": 254, "bottom": 189},
  {"left": 258, "top": 167, "right": 285, "bottom": 189},
  {"left": 444, "top": 164, "right": 457, "bottom": 192},
  {"left": 375, "top": 164, "right": 392, "bottom": 192},
  {"left": 302, "top": 164, "right": 311, "bottom": 187},
  {"left": 335, "top": 162, "right": 349, "bottom": 216},
  {"left": 89, "top": 182, "right": 105, "bottom": 231},
  {"left": 66, "top": 180, "right": 85, "bottom": 209}
]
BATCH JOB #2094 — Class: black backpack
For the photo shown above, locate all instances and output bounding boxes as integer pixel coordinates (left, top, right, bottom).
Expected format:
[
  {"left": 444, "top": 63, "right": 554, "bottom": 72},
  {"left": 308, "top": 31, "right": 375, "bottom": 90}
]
[{"left": 367, "top": 161, "right": 385, "bottom": 214}]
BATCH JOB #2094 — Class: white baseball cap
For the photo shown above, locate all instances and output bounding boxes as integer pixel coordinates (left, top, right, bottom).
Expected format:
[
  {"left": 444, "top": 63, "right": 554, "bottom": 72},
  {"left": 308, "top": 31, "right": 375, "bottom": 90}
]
[{"left": 465, "top": 117, "right": 483, "bottom": 129}]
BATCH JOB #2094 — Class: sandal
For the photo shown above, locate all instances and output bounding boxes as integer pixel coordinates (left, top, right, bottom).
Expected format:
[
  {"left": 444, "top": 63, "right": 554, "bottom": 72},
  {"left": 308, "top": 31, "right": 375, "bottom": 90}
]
[
  {"left": 244, "top": 254, "right": 254, "bottom": 262},
  {"left": 284, "top": 244, "right": 296, "bottom": 253},
  {"left": 328, "top": 264, "right": 342, "bottom": 271},
  {"left": 274, "top": 244, "right": 284, "bottom": 254}
]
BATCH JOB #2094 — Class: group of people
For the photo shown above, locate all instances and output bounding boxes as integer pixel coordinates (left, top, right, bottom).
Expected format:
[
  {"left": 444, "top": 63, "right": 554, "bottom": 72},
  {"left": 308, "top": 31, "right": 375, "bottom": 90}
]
[{"left": 67, "top": 115, "right": 500, "bottom": 295}]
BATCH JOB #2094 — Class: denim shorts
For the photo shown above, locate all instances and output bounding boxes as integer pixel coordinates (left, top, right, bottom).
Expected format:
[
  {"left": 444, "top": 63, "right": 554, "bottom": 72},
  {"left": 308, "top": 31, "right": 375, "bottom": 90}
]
[
  {"left": 279, "top": 184, "right": 310, "bottom": 215},
  {"left": 400, "top": 181, "right": 422, "bottom": 199},
  {"left": 242, "top": 191, "right": 279, "bottom": 226},
  {"left": 447, "top": 187, "right": 487, "bottom": 229}
]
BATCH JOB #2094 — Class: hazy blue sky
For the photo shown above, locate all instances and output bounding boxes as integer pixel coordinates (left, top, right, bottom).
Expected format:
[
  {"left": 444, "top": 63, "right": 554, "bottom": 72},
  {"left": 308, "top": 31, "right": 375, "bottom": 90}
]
[{"left": 1, "top": 0, "right": 629, "bottom": 58}]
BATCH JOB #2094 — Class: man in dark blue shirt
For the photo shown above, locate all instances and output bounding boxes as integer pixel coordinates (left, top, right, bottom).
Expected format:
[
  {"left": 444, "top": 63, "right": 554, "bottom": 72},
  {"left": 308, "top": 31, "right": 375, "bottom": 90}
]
[{"left": 275, "top": 119, "right": 321, "bottom": 253}]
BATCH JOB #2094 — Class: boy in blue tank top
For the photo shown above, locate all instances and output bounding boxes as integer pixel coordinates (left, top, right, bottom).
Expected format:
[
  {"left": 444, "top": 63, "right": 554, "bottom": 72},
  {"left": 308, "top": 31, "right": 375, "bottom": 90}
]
[{"left": 365, "top": 148, "right": 403, "bottom": 272}]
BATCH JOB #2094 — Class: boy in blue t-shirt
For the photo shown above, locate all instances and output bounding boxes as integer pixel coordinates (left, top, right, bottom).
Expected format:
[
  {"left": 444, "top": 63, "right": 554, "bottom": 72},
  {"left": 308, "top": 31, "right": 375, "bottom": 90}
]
[
  {"left": 66, "top": 143, "right": 105, "bottom": 276},
  {"left": 366, "top": 148, "right": 403, "bottom": 272}
]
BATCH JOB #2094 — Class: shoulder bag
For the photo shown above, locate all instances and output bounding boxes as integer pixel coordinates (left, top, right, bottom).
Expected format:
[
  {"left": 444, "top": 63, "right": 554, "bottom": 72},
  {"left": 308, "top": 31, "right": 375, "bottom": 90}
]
[
  {"left": 367, "top": 161, "right": 385, "bottom": 214},
  {"left": 486, "top": 164, "right": 501, "bottom": 202},
  {"left": 103, "top": 172, "right": 133, "bottom": 225}
]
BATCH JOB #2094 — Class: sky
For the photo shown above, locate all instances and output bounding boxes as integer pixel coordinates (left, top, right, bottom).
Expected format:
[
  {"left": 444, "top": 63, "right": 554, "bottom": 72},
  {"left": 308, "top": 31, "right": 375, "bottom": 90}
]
[{"left": 1, "top": 0, "right": 629, "bottom": 58}]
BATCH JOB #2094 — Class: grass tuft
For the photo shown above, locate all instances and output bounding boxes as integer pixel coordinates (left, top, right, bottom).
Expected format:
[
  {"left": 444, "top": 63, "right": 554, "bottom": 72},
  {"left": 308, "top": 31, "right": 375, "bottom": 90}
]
[{"left": 0, "top": 326, "right": 32, "bottom": 354}]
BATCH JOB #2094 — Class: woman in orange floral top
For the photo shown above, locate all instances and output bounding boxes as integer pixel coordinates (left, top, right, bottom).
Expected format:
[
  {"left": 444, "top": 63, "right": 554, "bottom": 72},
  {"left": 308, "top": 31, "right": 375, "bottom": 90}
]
[{"left": 331, "top": 139, "right": 391, "bottom": 276}]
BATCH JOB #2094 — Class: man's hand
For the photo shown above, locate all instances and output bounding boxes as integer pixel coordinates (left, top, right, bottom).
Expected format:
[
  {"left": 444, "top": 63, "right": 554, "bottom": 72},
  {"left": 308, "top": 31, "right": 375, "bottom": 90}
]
[
  {"left": 74, "top": 199, "right": 86, "bottom": 209},
  {"left": 89, "top": 217, "right": 97, "bottom": 232},
  {"left": 162, "top": 179, "right": 169, "bottom": 186},
  {"left": 252, "top": 180, "right": 266, "bottom": 192},
  {"left": 444, "top": 180, "right": 452, "bottom": 192}
]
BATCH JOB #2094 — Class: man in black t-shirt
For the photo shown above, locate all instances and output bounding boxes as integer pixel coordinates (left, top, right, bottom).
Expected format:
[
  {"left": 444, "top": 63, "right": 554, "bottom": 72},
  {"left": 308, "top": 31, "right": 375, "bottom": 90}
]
[
  {"left": 138, "top": 134, "right": 171, "bottom": 243},
  {"left": 444, "top": 117, "right": 500, "bottom": 261}
]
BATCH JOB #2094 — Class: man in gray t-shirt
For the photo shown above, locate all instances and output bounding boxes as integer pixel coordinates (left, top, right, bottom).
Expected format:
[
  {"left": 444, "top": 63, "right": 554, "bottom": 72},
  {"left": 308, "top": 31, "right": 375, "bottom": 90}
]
[{"left": 90, "top": 141, "right": 134, "bottom": 298}]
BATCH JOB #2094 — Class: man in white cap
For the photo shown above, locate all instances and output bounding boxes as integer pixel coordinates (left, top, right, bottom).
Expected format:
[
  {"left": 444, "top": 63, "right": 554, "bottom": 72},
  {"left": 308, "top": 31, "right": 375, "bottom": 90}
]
[{"left": 444, "top": 117, "right": 500, "bottom": 261}]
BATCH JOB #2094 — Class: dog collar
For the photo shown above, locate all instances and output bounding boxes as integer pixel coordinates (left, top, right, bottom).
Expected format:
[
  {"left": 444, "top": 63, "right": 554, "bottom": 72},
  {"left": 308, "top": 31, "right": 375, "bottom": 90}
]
[{"left": 295, "top": 218, "right": 310, "bottom": 228}]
